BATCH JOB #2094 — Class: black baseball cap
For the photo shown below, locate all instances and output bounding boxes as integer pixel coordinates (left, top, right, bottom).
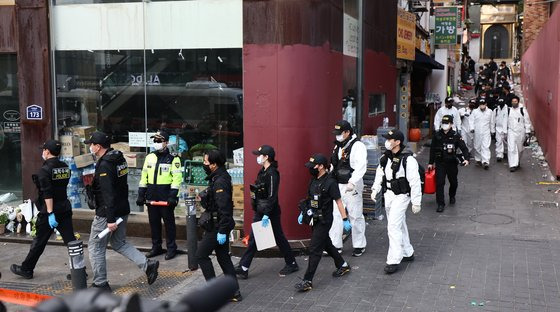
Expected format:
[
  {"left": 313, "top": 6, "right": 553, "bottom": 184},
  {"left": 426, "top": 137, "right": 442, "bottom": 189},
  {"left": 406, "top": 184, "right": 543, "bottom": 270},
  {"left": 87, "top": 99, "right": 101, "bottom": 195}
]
[
  {"left": 442, "top": 115, "right": 454, "bottom": 124},
  {"left": 497, "top": 98, "right": 505, "bottom": 103},
  {"left": 150, "top": 130, "right": 170, "bottom": 142},
  {"left": 478, "top": 98, "right": 487, "bottom": 104},
  {"left": 41, "top": 139, "right": 62, "bottom": 156},
  {"left": 252, "top": 145, "right": 275, "bottom": 159},
  {"left": 84, "top": 131, "right": 110, "bottom": 145},
  {"left": 445, "top": 97, "right": 454, "bottom": 104},
  {"left": 382, "top": 129, "right": 405, "bottom": 142},
  {"left": 305, "top": 153, "right": 328, "bottom": 168},
  {"left": 469, "top": 99, "right": 477, "bottom": 104},
  {"left": 332, "top": 120, "right": 353, "bottom": 135}
]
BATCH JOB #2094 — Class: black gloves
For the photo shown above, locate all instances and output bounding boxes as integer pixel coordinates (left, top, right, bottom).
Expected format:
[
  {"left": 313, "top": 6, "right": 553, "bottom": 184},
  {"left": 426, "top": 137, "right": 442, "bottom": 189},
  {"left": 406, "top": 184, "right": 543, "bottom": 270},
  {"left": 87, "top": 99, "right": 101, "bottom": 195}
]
[{"left": 167, "top": 196, "right": 178, "bottom": 208}]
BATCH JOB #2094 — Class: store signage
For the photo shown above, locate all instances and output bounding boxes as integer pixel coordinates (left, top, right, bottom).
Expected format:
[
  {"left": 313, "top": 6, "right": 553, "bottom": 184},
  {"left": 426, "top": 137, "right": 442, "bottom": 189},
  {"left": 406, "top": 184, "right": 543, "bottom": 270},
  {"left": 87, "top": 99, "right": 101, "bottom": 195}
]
[
  {"left": 343, "top": 13, "right": 358, "bottom": 57},
  {"left": 129, "top": 132, "right": 156, "bottom": 147},
  {"left": 435, "top": 7, "right": 458, "bottom": 45},
  {"left": 131, "top": 74, "right": 161, "bottom": 87},
  {"left": 26, "top": 105, "right": 43, "bottom": 120},
  {"left": 3, "top": 110, "right": 20, "bottom": 121},
  {"left": 3, "top": 122, "right": 21, "bottom": 133},
  {"left": 397, "top": 9, "right": 416, "bottom": 61}
]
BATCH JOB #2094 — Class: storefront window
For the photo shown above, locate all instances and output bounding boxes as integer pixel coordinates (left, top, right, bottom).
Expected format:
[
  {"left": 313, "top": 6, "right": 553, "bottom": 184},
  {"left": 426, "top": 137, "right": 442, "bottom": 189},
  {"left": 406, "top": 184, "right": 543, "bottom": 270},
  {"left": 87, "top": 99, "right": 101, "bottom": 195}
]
[
  {"left": 0, "top": 54, "right": 22, "bottom": 199},
  {"left": 51, "top": 0, "right": 243, "bottom": 212}
]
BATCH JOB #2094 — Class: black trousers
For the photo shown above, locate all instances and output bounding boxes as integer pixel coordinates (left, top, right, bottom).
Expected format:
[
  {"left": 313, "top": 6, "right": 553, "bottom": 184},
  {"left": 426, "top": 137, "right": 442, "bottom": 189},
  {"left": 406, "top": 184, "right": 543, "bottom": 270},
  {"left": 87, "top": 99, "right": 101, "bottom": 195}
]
[
  {"left": 147, "top": 204, "right": 177, "bottom": 253},
  {"left": 304, "top": 217, "right": 345, "bottom": 281},
  {"left": 196, "top": 229, "right": 240, "bottom": 291},
  {"left": 22, "top": 210, "right": 75, "bottom": 272},
  {"left": 435, "top": 161, "right": 459, "bottom": 205},
  {"left": 239, "top": 212, "right": 296, "bottom": 268}
]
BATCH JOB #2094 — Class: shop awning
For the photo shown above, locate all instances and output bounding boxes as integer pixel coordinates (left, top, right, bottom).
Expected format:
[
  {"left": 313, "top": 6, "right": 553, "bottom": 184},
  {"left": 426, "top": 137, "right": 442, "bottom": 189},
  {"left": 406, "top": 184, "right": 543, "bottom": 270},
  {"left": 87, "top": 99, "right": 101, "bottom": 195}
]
[{"left": 414, "top": 49, "right": 444, "bottom": 70}]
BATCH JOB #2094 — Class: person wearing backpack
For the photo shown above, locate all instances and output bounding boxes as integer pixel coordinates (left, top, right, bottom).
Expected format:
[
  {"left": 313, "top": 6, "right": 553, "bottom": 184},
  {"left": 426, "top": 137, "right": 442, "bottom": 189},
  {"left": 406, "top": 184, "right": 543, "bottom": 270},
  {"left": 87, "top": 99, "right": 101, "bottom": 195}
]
[
  {"left": 507, "top": 96, "right": 533, "bottom": 172},
  {"left": 427, "top": 115, "right": 470, "bottom": 213},
  {"left": 370, "top": 130, "right": 422, "bottom": 274},
  {"left": 330, "top": 120, "right": 368, "bottom": 257}
]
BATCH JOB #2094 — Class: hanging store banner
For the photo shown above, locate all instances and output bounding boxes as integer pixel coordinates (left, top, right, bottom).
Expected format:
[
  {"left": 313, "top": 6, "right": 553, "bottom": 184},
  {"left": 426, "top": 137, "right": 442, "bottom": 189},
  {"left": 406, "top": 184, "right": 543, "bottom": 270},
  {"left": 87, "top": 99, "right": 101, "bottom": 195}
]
[
  {"left": 343, "top": 13, "right": 359, "bottom": 57},
  {"left": 397, "top": 9, "right": 416, "bottom": 60},
  {"left": 434, "top": 7, "right": 458, "bottom": 45}
]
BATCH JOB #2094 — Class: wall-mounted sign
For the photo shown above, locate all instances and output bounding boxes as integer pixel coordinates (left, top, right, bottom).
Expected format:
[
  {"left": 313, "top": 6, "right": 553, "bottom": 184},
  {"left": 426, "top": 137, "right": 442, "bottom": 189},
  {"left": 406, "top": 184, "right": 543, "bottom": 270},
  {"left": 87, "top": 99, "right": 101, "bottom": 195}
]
[
  {"left": 26, "top": 105, "right": 43, "bottom": 120},
  {"left": 435, "top": 7, "right": 458, "bottom": 45},
  {"left": 343, "top": 13, "right": 359, "bottom": 57},
  {"left": 397, "top": 9, "right": 416, "bottom": 60}
]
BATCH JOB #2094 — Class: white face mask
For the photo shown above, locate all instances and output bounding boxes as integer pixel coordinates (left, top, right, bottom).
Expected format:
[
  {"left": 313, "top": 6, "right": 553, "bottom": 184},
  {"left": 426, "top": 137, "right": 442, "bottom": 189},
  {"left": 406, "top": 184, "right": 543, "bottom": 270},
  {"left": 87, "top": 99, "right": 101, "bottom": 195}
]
[
  {"left": 89, "top": 145, "right": 98, "bottom": 155},
  {"left": 41, "top": 151, "right": 47, "bottom": 161},
  {"left": 441, "top": 124, "right": 451, "bottom": 131},
  {"left": 336, "top": 134, "right": 345, "bottom": 142},
  {"left": 384, "top": 140, "right": 394, "bottom": 150},
  {"left": 153, "top": 142, "right": 164, "bottom": 151},
  {"left": 257, "top": 155, "right": 265, "bottom": 165}
]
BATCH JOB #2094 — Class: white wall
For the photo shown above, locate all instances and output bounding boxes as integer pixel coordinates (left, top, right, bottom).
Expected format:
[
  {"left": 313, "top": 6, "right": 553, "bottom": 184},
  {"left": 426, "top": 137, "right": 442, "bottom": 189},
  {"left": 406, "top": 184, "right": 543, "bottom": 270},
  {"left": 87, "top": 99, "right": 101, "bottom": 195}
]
[
  {"left": 53, "top": 0, "right": 243, "bottom": 50},
  {"left": 469, "top": 37, "right": 481, "bottom": 64}
]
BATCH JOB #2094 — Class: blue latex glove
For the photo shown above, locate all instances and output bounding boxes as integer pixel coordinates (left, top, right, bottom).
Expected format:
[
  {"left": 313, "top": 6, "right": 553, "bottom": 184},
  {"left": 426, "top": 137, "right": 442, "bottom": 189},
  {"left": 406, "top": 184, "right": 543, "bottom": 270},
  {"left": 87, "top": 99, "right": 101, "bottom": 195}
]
[
  {"left": 48, "top": 213, "right": 58, "bottom": 229},
  {"left": 217, "top": 233, "right": 227, "bottom": 245},
  {"left": 261, "top": 215, "right": 270, "bottom": 227},
  {"left": 298, "top": 213, "right": 303, "bottom": 225},
  {"left": 343, "top": 219, "right": 352, "bottom": 232}
]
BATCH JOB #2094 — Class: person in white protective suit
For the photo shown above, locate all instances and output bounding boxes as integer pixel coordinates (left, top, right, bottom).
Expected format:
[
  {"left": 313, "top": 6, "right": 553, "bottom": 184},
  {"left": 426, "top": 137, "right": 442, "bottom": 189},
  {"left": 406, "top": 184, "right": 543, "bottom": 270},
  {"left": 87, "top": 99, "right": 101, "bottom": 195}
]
[
  {"left": 329, "top": 120, "right": 367, "bottom": 257},
  {"left": 492, "top": 98, "right": 509, "bottom": 162},
  {"left": 471, "top": 98, "right": 493, "bottom": 170},
  {"left": 370, "top": 129, "right": 421, "bottom": 274},
  {"left": 507, "top": 96, "right": 533, "bottom": 172},
  {"left": 434, "top": 97, "right": 462, "bottom": 132},
  {"left": 458, "top": 99, "right": 476, "bottom": 157}
]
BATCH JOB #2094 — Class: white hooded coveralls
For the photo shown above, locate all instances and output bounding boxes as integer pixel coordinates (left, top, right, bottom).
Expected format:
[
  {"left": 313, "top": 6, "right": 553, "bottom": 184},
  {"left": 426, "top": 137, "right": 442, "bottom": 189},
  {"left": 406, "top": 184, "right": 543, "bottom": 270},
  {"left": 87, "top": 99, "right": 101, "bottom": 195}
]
[
  {"left": 371, "top": 152, "right": 422, "bottom": 265},
  {"left": 434, "top": 106, "right": 462, "bottom": 132},
  {"left": 459, "top": 107, "right": 474, "bottom": 154},
  {"left": 471, "top": 107, "right": 493, "bottom": 164},
  {"left": 492, "top": 105, "right": 509, "bottom": 159},
  {"left": 507, "top": 107, "right": 532, "bottom": 168},
  {"left": 330, "top": 134, "right": 367, "bottom": 249}
]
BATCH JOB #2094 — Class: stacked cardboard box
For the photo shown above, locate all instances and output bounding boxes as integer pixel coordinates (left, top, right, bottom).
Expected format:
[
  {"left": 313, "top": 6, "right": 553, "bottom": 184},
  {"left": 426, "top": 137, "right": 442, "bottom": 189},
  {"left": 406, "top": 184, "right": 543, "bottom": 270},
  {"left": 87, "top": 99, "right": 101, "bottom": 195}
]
[
  {"left": 123, "top": 152, "right": 146, "bottom": 168},
  {"left": 232, "top": 184, "right": 244, "bottom": 227},
  {"left": 60, "top": 135, "right": 80, "bottom": 157}
]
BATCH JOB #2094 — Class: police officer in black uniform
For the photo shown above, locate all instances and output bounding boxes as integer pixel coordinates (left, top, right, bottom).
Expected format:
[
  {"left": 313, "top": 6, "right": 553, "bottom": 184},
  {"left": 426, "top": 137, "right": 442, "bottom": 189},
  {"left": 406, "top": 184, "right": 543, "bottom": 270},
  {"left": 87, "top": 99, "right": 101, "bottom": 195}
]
[
  {"left": 235, "top": 145, "right": 298, "bottom": 279},
  {"left": 196, "top": 149, "right": 242, "bottom": 302},
  {"left": 295, "top": 154, "right": 351, "bottom": 292},
  {"left": 428, "top": 115, "right": 470, "bottom": 213},
  {"left": 11, "top": 140, "right": 75, "bottom": 279}
]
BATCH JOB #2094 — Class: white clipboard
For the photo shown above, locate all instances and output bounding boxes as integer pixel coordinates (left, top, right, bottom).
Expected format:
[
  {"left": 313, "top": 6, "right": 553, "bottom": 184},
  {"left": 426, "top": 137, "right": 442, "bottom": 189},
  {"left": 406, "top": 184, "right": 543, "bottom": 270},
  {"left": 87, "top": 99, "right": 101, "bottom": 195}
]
[{"left": 251, "top": 221, "right": 277, "bottom": 251}]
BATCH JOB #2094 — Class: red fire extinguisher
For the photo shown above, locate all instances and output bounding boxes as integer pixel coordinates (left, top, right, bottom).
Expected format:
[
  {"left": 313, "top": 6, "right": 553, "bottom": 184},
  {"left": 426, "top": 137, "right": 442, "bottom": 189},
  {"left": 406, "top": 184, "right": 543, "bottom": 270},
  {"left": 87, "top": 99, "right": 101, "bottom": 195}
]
[{"left": 424, "top": 168, "right": 436, "bottom": 194}]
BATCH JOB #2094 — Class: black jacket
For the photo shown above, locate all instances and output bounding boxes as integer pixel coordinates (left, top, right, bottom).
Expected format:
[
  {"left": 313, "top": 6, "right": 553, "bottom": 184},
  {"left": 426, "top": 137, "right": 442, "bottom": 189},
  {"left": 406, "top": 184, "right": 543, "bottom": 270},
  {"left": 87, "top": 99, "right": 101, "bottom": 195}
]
[
  {"left": 253, "top": 166, "right": 280, "bottom": 216},
  {"left": 92, "top": 149, "right": 130, "bottom": 223},
  {"left": 429, "top": 129, "right": 470, "bottom": 165},
  {"left": 34, "top": 158, "right": 72, "bottom": 214},
  {"left": 206, "top": 167, "right": 235, "bottom": 234}
]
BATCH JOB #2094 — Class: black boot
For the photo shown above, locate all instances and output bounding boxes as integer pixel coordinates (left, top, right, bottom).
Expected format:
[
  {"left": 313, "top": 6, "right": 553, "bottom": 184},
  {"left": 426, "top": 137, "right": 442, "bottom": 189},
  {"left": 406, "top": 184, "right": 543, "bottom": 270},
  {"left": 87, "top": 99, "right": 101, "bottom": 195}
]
[{"left": 437, "top": 205, "right": 445, "bottom": 213}]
